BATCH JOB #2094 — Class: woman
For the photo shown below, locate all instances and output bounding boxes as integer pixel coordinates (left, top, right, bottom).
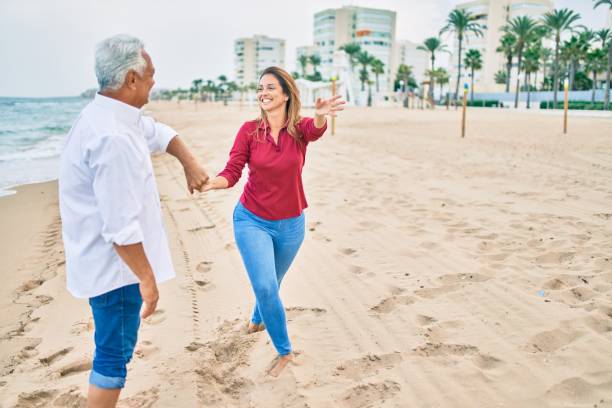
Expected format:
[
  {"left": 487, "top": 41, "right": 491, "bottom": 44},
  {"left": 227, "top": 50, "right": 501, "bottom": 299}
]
[{"left": 202, "top": 66, "right": 344, "bottom": 376}]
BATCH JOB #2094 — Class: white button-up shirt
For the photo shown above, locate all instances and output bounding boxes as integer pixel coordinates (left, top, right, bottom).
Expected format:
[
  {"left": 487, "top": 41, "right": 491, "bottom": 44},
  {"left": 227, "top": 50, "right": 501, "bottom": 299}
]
[{"left": 59, "top": 94, "right": 176, "bottom": 298}]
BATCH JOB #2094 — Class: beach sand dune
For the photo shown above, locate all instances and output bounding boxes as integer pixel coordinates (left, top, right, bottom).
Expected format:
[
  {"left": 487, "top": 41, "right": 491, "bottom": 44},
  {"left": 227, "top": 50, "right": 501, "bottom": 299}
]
[{"left": 1, "top": 104, "right": 612, "bottom": 407}]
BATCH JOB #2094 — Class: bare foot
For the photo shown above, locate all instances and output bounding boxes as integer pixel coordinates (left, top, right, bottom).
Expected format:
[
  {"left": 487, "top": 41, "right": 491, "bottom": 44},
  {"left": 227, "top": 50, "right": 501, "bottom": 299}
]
[
  {"left": 246, "top": 322, "right": 265, "bottom": 334},
  {"left": 268, "top": 353, "right": 294, "bottom": 377}
]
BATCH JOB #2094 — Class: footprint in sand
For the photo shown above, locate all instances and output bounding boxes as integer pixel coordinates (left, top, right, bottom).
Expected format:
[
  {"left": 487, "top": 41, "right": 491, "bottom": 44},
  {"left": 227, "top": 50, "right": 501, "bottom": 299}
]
[
  {"left": 414, "top": 284, "right": 460, "bottom": 299},
  {"left": 144, "top": 309, "right": 166, "bottom": 325},
  {"left": 339, "top": 381, "right": 401, "bottom": 408},
  {"left": 51, "top": 386, "right": 86, "bottom": 407},
  {"left": 335, "top": 352, "right": 403, "bottom": 381},
  {"left": 308, "top": 221, "right": 322, "bottom": 232},
  {"left": 119, "top": 387, "right": 160, "bottom": 407},
  {"left": 545, "top": 377, "right": 610, "bottom": 403},
  {"left": 135, "top": 341, "right": 159, "bottom": 360},
  {"left": 415, "top": 315, "right": 437, "bottom": 326},
  {"left": 40, "top": 347, "right": 73, "bottom": 366},
  {"left": 17, "top": 389, "right": 58, "bottom": 407},
  {"left": 370, "top": 295, "right": 415, "bottom": 314},
  {"left": 18, "top": 279, "right": 45, "bottom": 293},
  {"left": 285, "top": 306, "right": 327, "bottom": 319},
  {"left": 524, "top": 327, "right": 582, "bottom": 353},
  {"left": 412, "top": 342, "right": 504, "bottom": 370},
  {"left": 340, "top": 247, "right": 358, "bottom": 256},
  {"left": 196, "top": 261, "right": 213, "bottom": 273},
  {"left": 194, "top": 279, "right": 214, "bottom": 291},
  {"left": 70, "top": 318, "right": 94, "bottom": 335},
  {"left": 348, "top": 265, "right": 366, "bottom": 275},
  {"left": 57, "top": 358, "right": 92, "bottom": 377},
  {"left": 535, "top": 251, "right": 575, "bottom": 265}
]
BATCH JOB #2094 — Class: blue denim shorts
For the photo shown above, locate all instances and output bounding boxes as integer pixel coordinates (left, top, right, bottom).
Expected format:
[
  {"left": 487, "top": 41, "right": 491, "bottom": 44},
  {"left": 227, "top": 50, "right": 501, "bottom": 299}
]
[{"left": 88, "top": 283, "right": 142, "bottom": 389}]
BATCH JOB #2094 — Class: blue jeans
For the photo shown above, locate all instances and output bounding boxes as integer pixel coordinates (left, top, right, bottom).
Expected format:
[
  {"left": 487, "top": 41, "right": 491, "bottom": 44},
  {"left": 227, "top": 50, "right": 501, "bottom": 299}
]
[
  {"left": 233, "top": 202, "right": 305, "bottom": 356},
  {"left": 88, "top": 283, "right": 142, "bottom": 389}
]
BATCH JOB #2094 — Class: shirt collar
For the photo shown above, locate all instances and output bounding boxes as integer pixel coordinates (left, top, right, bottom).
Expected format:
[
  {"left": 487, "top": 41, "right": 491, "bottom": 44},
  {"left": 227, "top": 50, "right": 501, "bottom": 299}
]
[
  {"left": 257, "top": 118, "right": 289, "bottom": 131},
  {"left": 94, "top": 93, "right": 142, "bottom": 125}
]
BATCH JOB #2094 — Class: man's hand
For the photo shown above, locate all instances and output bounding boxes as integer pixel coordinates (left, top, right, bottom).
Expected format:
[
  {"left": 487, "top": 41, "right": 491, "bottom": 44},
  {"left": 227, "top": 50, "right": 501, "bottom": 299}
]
[
  {"left": 184, "top": 163, "right": 209, "bottom": 194},
  {"left": 166, "top": 136, "right": 209, "bottom": 193},
  {"left": 139, "top": 277, "right": 159, "bottom": 319}
]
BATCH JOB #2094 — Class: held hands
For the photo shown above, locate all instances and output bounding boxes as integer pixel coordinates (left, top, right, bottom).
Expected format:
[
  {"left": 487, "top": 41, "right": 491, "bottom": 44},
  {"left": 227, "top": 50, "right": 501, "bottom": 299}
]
[
  {"left": 315, "top": 95, "right": 346, "bottom": 117},
  {"left": 183, "top": 162, "right": 209, "bottom": 194}
]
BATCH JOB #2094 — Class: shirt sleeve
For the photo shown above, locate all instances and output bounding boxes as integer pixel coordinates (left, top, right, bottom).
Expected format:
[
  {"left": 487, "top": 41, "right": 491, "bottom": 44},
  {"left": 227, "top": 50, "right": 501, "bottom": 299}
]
[
  {"left": 88, "top": 134, "right": 145, "bottom": 245},
  {"left": 217, "top": 123, "right": 251, "bottom": 188},
  {"left": 300, "top": 117, "right": 328, "bottom": 143},
  {"left": 140, "top": 115, "right": 177, "bottom": 153}
]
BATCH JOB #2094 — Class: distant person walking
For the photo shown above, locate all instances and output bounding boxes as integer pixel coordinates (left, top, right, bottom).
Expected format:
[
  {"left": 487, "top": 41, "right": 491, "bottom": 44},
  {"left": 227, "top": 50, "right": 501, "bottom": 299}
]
[
  {"left": 201, "top": 66, "right": 345, "bottom": 377},
  {"left": 59, "top": 34, "right": 208, "bottom": 407}
]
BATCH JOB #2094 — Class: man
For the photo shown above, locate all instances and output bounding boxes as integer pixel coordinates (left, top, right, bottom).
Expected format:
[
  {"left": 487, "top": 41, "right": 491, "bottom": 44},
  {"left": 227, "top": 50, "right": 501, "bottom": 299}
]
[{"left": 58, "top": 34, "right": 208, "bottom": 407}]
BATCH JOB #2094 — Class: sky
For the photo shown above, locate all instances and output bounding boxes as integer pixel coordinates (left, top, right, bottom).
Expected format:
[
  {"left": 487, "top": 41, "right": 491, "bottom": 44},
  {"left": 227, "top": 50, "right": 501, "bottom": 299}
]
[{"left": 0, "top": 0, "right": 607, "bottom": 97}]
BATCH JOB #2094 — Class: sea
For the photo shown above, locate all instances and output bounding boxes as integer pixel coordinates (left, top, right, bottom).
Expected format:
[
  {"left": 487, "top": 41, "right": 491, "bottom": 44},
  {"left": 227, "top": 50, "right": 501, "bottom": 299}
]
[{"left": 0, "top": 96, "right": 89, "bottom": 196}]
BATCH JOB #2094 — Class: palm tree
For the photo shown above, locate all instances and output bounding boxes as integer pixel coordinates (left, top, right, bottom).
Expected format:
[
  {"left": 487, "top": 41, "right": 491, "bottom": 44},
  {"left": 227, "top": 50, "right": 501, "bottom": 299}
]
[
  {"left": 191, "top": 78, "right": 203, "bottom": 101},
  {"left": 593, "top": 0, "right": 612, "bottom": 109},
  {"left": 356, "top": 51, "right": 374, "bottom": 91},
  {"left": 395, "top": 64, "right": 415, "bottom": 107},
  {"left": 586, "top": 48, "right": 607, "bottom": 102},
  {"left": 495, "top": 70, "right": 508, "bottom": 85},
  {"left": 298, "top": 54, "right": 309, "bottom": 78},
  {"left": 523, "top": 46, "right": 541, "bottom": 108},
  {"left": 561, "top": 34, "right": 590, "bottom": 90},
  {"left": 418, "top": 37, "right": 449, "bottom": 102},
  {"left": 505, "top": 15, "right": 538, "bottom": 108},
  {"left": 595, "top": 28, "right": 611, "bottom": 106},
  {"left": 464, "top": 49, "right": 482, "bottom": 102},
  {"left": 440, "top": 8, "right": 483, "bottom": 102},
  {"left": 435, "top": 68, "right": 450, "bottom": 103},
  {"left": 370, "top": 58, "right": 385, "bottom": 92},
  {"left": 542, "top": 8, "right": 581, "bottom": 105},
  {"left": 539, "top": 47, "right": 553, "bottom": 90},
  {"left": 339, "top": 42, "right": 361, "bottom": 73},
  {"left": 309, "top": 54, "right": 322, "bottom": 80},
  {"left": 496, "top": 33, "right": 517, "bottom": 92}
]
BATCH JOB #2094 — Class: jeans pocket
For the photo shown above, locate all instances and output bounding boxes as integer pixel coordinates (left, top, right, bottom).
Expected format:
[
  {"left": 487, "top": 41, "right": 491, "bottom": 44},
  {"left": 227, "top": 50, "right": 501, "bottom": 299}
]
[{"left": 89, "top": 292, "right": 108, "bottom": 308}]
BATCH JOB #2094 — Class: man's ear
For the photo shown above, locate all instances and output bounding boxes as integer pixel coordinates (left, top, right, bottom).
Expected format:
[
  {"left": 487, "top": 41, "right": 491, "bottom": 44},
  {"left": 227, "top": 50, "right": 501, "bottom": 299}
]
[{"left": 125, "top": 70, "right": 137, "bottom": 90}]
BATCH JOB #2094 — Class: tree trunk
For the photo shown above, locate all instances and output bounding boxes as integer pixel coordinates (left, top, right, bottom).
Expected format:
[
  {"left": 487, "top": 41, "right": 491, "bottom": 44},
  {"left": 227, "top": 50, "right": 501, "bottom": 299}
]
[
  {"left": 429, "top": 55, "right": 435, "bottom": 103},
  {"left": 506, "top": 55, "right": 512, "bottom": 93},
  {"left": 514, "top": 49, "right": 523, "bottom": 109},
  {"left": 470, "top": 67, "right": 475, "bottom": 102},
  {"left": 592, "top": 70, "right": 597, "bottom": 104},
  {"left": 553, "top": 34, "right": 560, "bottom": 106},
  {"left": 605, "top": 45, "right": 612, "bottom": 110},
  {"left": 454, "top": 36, "right": 463, "bottom": 102},
  {"left": 526, "top": 71, "right": 531, "bottom": 109}
]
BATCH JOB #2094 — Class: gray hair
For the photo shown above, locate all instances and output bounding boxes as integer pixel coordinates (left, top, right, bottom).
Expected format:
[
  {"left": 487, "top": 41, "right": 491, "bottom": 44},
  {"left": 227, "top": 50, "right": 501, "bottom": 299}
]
[{"left": 95, "top": 34, "right": 147, "bottom": 92}]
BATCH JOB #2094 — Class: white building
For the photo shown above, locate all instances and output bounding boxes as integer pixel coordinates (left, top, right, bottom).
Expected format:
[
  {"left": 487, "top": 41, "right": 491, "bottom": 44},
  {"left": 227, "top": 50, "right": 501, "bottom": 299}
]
[
  {"left": 395, "top": 40, "right": 430, "bottom": 86},
  {"left": 234, "top": 35, "right": 285, "bottom": 86},
  {"left": 447, "top": 0, "right": 553, "bottom": 93},
  {"left": 313, "top": 6, "right": 397, "bottom": 93}
]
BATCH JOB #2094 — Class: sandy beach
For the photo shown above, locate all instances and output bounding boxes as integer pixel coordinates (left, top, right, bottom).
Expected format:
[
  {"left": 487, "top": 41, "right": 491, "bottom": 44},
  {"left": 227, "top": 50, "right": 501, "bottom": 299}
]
[{"left": 1, "top": 103, "right": 612, "bottom": 407}]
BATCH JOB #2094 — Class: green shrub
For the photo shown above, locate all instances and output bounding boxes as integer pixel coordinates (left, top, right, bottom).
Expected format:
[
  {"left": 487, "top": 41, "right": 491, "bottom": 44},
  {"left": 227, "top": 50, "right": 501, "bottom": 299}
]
[{"left": 539, "top": 101, "right": 612, "bottom": 111}]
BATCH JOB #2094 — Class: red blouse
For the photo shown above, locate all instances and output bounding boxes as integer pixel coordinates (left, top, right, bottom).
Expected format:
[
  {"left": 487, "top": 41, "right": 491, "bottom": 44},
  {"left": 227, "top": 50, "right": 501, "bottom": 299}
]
[{"left": 218, "top": 117, "right": 327, "bottom": 220}]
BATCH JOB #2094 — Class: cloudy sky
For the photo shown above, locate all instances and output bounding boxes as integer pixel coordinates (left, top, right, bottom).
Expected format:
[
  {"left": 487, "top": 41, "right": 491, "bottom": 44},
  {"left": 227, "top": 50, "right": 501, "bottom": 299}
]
[{"left": 0, "top": 0, "right": 606, "bottom": 97}]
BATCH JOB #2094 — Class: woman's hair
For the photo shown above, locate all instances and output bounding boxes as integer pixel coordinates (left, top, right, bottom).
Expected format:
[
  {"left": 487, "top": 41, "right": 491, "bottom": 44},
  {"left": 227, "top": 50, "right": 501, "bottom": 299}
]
[
  {"left": 95, "top": 34, "right": 147, "bottom": 92},
  {"left": 255, "top": 66, "right": 302, "bottom": 142}
]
